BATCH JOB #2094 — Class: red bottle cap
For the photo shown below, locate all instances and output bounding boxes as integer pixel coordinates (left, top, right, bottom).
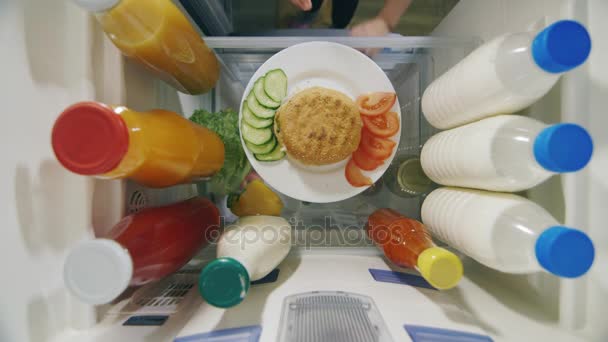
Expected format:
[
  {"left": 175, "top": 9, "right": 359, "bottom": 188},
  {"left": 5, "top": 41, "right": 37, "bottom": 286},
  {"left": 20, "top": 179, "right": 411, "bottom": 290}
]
[{"left": 52, "top": 102, "right": 129, "bottom": 175}]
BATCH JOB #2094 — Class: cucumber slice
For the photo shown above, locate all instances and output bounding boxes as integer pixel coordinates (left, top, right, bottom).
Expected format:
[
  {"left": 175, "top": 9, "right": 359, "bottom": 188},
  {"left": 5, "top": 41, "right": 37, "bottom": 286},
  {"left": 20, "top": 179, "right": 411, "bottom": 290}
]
[
  {"left": 245, "top": 136, "right": 276, "bottom": 154},
  {"left": 255, "top": 143, "right": 285, "bottom": 162},
  {"left": 253, "top": 77, "right": 280, "bottom": 108},
  {"left": 241, "top": 121, "right": 273, "bottom": 145},
  {"left": 264, "top": 69, "right": 288, "bottom": 102},
  {"left": 243, "top": 103, "right": 273, "bottom": 128},
  {"left": 247, "top": 92, "right": 275, "bottom": 119}
]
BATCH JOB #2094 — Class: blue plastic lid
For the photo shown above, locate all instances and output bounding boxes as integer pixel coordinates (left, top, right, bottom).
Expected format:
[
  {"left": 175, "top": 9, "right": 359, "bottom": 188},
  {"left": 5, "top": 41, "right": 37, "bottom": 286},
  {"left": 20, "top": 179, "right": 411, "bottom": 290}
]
[
  {"left": 532, "top": 20, "right": 591, "bottom": 73},
  {"left": 535, "top": 226, "right": 594, "bottom": 278},
  {"left": 534, "top": 123, "right": 593, "bottom": 173},
  {"left": 198, "top": 257, "right": 250, "bottom": 308}
]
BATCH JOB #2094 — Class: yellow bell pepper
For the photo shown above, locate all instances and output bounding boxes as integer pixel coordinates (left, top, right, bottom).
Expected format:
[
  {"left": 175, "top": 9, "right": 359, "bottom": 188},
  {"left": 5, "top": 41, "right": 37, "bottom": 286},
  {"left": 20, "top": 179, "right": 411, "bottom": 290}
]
[{"left": 230, "top": 180, "right": 284, "bottom": 216}]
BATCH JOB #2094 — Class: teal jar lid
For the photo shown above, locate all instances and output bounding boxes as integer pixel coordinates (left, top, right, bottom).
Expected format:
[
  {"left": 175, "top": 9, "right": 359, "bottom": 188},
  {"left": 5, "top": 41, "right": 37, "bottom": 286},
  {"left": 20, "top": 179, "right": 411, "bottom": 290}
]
[{"left": 198, "top": 257, "right": 250, "bottom": 308}]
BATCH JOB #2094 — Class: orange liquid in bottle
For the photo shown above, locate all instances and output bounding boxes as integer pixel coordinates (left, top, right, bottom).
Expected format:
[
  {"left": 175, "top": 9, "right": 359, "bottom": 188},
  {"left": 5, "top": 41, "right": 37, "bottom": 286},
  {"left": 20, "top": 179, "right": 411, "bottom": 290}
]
[
  {"left": 96, "top": 0, "right": 219, "bottom": 94},
  {"left": 367, "top": 208, "right": 463, "bottom": 290},
  {"left": 367, "top": 209, "right": 434, "bottom": 268},
  {"left": 52, "top": 102, "right": 224, "bottom": 188},
  {"left": 106, "top": 107, "right": 225, "bottom": 186}
]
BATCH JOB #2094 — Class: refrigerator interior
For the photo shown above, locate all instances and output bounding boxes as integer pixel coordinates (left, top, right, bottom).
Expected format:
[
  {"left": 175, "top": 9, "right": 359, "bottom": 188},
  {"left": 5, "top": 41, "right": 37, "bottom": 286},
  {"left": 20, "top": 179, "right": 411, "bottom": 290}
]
[{"left": 2, "top": 0, "right": 607, "bottom": 342}]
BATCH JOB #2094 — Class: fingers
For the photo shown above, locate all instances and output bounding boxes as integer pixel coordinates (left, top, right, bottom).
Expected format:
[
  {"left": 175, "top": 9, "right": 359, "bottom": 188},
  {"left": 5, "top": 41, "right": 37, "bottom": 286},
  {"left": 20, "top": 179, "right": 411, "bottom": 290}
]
[
  {"left": 350, "top": 19, "right": 388, "bottom": 57},
  {"left": 350, "top": 21, "right": 373, "bottom": 37},
  {"left": 364, "top": 48, "right": 381, "bottom": 57},
  {"left": 291, "top": 0, "right": 312, "bottom": 11},
  {"left": 350, "top": 25, "right": 365, "bottom": 37},
  {"left": 302, "top": 0, "right": 312, "bottom": 10}
]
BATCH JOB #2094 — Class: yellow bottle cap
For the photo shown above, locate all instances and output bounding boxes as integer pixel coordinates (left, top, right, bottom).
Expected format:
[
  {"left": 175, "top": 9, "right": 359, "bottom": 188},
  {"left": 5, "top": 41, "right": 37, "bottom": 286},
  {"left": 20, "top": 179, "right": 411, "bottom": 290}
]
[{"left": 417, "top": 247, "right": 463, "bottom": 290}]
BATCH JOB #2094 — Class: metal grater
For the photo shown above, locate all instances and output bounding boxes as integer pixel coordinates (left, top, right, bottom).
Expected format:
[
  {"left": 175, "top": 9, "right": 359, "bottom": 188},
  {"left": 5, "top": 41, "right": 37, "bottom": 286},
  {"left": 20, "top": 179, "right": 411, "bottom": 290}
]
[{"left": 278, "top": 291, "right": 393, "bottom": 342}]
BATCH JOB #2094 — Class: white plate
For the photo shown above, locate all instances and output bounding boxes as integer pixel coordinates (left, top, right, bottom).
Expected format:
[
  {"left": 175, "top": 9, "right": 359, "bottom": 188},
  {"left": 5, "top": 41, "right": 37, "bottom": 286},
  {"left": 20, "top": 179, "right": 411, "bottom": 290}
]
[{"left": 239, "top": 41, "right": 401, "bottom": 203}]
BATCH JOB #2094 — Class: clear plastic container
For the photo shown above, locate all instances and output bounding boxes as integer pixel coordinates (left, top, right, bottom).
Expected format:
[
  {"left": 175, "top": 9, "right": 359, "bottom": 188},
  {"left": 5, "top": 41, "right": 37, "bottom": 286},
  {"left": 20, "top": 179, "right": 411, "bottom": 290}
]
[
  {"left": 420, "top": 115, "right": 593, "bottom": 192},
  {"left": 421, "top": 187, "right": 594, "bottom": 278},
  {"left": 421, "top": 20, "right": 591, "bottom": 129},
  {"left": 278, "top": 291, "right": 394, "bottom": 342},
  {"left": 194, "top": 36, "right": 465, "bottom": 225},
  {"left": 384, "top": 155, "right": 434, "bottom": 197}
]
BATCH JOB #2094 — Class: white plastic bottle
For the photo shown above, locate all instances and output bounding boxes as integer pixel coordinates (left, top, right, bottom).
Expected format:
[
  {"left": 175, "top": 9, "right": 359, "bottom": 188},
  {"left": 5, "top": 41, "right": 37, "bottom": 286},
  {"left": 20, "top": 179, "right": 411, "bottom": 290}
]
[
  {"left": 422, "top": 20, "right": 591, "bottom": 129},
  {"left": 421, "top": 188, "right": 594, "bottom": 278},
  {"left": 420, "top": 115, "right": 593, "bottom": 192},
  {"left": 198, "top": 215, "right": 292, "bottom": 308}
]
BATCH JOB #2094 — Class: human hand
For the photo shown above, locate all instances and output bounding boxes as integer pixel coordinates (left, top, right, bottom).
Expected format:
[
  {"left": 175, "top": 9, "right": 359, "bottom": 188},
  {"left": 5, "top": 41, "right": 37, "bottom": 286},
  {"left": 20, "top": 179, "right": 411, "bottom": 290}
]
[
  {"left": 290, "top": 0, "right": 312, "bottom": 11},
  {"left": 351, "top": 16, "right": 390, "bottom": 37},
  {"left": 350, "top": 17, "right": 391, "bottom": 56}
]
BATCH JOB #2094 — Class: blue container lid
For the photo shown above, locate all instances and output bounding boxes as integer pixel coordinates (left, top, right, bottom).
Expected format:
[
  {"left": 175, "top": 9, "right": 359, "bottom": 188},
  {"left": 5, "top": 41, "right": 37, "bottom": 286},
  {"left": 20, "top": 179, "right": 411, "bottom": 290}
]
[
  {"left": 532, "top": 20, "right": 591, "bottom": 73},
  {"left": 198, "top": 257, "right": 250, "bottom": 308},
  {"left": 535, "top": 226, "right": 594, "bottom": 278},
  {"left": 534, "top": 123, "right": 593, "bottom": 173}
]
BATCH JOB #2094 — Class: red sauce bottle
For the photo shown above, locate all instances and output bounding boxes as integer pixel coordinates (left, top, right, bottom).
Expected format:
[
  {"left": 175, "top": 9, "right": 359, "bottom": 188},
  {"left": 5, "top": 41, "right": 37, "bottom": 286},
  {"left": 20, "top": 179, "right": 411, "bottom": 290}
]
[
  {"left": 367, "top": 208, "right": 463, "bottom": 290},
  {"left": 64, "top": 197, "right": 220, "bottom": 304}
]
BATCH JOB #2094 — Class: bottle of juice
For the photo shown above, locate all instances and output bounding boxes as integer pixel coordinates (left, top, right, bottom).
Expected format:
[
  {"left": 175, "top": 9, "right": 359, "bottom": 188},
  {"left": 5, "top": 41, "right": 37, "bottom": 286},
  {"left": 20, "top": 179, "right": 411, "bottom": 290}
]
[
  {"left": 64, "top": 197, "right": 220, "bottom": 304},
  {"left": 52, "top": 102, "right": 225, "bottom": 188},
  {"left": 198, "top": 216, "right": 292, "bottom": 308},
  {"left": 73, "top": 0, "right": 219, "bottom": 94},
  {"left": 366, "top": 208, "right": 463, "bottom": 290}
]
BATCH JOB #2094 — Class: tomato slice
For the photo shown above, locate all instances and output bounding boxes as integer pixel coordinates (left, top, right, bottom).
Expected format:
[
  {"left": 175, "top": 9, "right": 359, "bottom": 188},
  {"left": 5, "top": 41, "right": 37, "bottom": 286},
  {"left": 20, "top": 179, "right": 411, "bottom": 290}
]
[
  {"left": 360, "top": 129, "right": 396, "bottom": 160},
  {"left": 345, "top": 158, "right": 372, "bottom": 187},
  {"left": 362, "top": 111, "right": 400, "bottom": 138},
  {"left": 356, "top": 92, "right": 396, "bottom": 116},
  {"left": 352, "top": 148, "right": 383, "bottom": 171}
]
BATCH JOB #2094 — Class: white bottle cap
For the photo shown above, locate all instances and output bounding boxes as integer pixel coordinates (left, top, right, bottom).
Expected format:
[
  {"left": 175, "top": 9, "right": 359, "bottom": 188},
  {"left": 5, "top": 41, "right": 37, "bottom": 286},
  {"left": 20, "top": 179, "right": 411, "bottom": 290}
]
[
  {"left": 72, "top": 0, "right": 121, "bottom": 12},
  {"left": 64, "top": 239, "right": 133, "bottom": 305}
]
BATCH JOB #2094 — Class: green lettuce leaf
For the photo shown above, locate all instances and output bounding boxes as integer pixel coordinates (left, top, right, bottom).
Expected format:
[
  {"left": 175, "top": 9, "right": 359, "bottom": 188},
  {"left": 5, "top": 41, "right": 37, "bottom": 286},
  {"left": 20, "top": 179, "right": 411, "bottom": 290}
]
[{"left": 190, "top": 109, "right": 250, "bottom": 195}]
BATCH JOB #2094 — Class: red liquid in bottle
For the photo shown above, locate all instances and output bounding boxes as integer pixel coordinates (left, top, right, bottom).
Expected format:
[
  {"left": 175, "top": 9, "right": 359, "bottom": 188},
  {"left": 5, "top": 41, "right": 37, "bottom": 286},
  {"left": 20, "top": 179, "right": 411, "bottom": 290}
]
[
  {"left": 366, "top": 208, "right": 463, "bottom": 290},
  {"left": 110, "top": 197, "right": 221, "bottom": 285},
  {"left": 367, "top": 208, "right": 433, "bottom": 268},
  {"left": 64, "top": 197, "right": 220, "bottom": 304}
]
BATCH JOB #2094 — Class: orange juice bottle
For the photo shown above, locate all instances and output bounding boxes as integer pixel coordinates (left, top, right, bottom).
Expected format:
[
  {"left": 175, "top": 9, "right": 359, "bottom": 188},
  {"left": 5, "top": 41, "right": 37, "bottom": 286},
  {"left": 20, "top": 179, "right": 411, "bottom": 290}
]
[
  {"left": 366, "top": 208, "right": 463, "bottom": 290},
  {"left": 74, "top": 0, "right": 219, "bottom": 94},
  {"left": 52, "top": 102, "right": 224, "bottom": 188}
]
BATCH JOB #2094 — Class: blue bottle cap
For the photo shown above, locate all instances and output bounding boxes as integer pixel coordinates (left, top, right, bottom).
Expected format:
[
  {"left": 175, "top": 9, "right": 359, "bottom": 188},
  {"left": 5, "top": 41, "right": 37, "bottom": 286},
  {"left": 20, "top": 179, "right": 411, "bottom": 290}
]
[
  {"left": 534, "top": 123, "right": 593, "bottom": 173},
  {"left": 532, "top": 20, "right": 591, "bottom": 73},
  {"left": 198, "top": 257, "right": 250, "bottom": 308},
  {"left": 535, "top": 226, "right": 594, "bottom": 278}
]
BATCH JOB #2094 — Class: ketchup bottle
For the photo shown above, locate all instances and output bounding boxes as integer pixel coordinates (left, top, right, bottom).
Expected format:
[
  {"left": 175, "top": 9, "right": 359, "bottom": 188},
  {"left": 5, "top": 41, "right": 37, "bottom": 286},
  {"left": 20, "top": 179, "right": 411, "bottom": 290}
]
[
  {"left": 64, "top": 197, "right": 220, "bottom": 304},
  {"left": 367, "top": 208, "right": 463, "bottom": 290}
]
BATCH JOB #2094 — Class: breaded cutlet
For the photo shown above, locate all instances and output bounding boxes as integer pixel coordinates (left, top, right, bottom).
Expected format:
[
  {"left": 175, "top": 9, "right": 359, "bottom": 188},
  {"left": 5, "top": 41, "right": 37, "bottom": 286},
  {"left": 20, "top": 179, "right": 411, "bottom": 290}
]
[{"left": 275, "top": 87, "right": 362, "bottom": 165}]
